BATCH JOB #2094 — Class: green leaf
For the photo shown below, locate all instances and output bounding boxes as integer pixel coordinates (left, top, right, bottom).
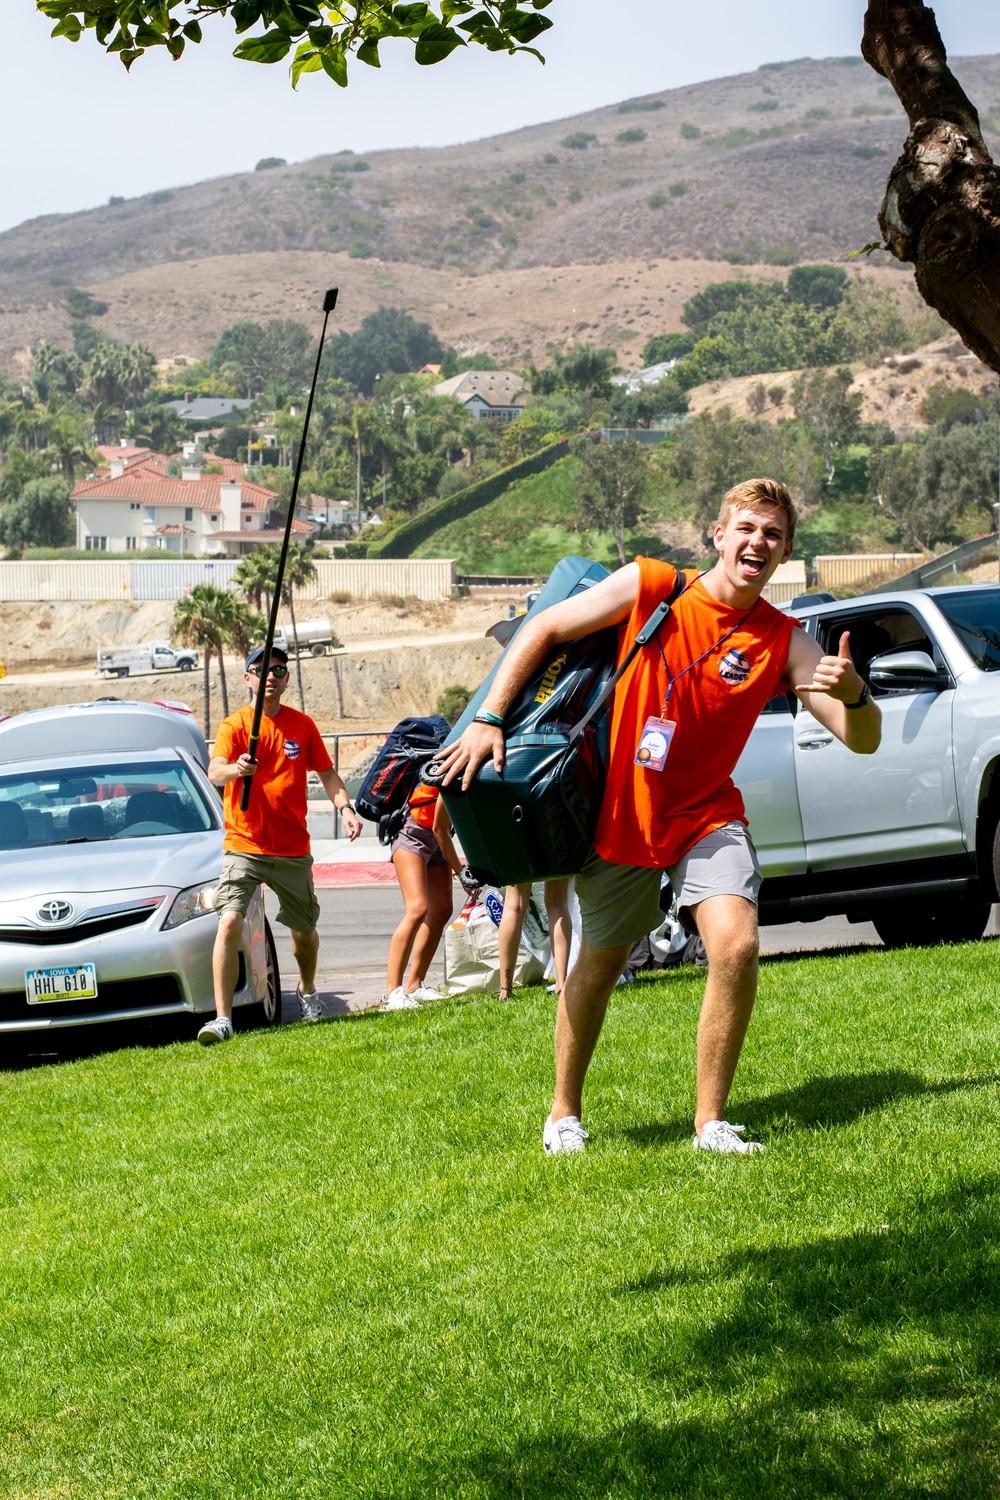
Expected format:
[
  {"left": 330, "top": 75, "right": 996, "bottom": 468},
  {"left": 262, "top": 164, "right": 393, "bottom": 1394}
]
[
  {"left": 320, "top": 42, "right": 348, "bottom": 86},
  {"left": 232, "top": 28, "right": 294, "bottom": 61},
  {"left": 165, "top": 33, "right": 185, "bottom": 58},
  {"left": 182, "top": 19, "right": 202, "bottom": 41},
  {"left": 106, "top": 26, "right": 134, "bottom": 53},
  {"left": 50, "top": 16, "right": 83, "bottom": 40},
  {"left": 458, "top": 13, "right": 493, "bottom": 34},
  {"left": 119, "top": 47, "right": 145, "bottom": 70},
  {"left": 356, "top": 37, "right": 381, "bottom": 67},
  {"left": 506, "top": 12, "right": 551, "bottom": 43},
  {"left": 440, "top": 0, "right": 474, "bottom": 16},
  {"left": 392, "top": 4, "right": 431, "bottom": 28},
  {"left": 306, "top": 23, "right": 333, "bottom": 46},
  {"left": 290, "top": 41, "right": 323, "bottom": 85},
  {"left": 850, "top": 242, "right": 886, "bottom": 258},
  {"left": 231, "top": 0, "right": 265, "bottom": 34},
  {"left": 414, "top": 21, "right": 464, "bottom": 64}
]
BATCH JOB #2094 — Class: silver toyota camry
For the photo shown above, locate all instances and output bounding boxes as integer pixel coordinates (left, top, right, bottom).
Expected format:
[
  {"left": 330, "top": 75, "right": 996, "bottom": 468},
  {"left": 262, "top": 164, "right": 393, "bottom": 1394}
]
[{"left": 0, "top": 701, "right": 280, "bottom": 1038}]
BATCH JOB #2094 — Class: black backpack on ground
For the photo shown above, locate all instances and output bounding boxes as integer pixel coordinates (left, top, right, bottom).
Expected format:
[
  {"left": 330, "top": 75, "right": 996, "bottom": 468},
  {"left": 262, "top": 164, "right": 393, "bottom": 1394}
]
[
  {"left": 355, "top": 714, "right": 450, "bottom": 845},
  {"left": 428, "top": 558, "right": 687, "bottom": 887}
]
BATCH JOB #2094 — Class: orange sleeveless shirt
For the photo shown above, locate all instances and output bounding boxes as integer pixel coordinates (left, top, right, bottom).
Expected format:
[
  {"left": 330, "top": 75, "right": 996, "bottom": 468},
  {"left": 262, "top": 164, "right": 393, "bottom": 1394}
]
[{"left": 594, "top": 557, "right": 797, "bottom": 869}]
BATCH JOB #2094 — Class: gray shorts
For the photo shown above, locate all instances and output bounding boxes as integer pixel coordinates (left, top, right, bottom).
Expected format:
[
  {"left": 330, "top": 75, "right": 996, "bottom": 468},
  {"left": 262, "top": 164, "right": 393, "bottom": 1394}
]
[
  {"left": 215, "top": 851, "right": 320, "bottom": 933},
  {"left": 390, "top": 816, "right": 447, "bottom": 868},
  {"left": 577, "top": 821, "right": 762, "bottom": 951}
]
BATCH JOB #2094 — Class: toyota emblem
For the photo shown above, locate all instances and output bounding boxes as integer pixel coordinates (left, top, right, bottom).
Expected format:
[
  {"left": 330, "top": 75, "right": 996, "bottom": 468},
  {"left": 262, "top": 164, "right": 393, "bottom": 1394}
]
[{"left": 37, "top": 900, "right": 73, "bottom": 923}]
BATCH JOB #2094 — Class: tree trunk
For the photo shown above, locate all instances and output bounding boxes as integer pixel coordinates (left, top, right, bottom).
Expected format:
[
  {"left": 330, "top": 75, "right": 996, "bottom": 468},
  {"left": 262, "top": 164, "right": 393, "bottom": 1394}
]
[
  {"left": 288, "top": 590, "right": 306, "bottom": 711},
  {"left": 863, "top": 0, "right": 1000, "bottom": 373},
  {"left": 202, "top": 643, "right": 212, "bottom": 740}
]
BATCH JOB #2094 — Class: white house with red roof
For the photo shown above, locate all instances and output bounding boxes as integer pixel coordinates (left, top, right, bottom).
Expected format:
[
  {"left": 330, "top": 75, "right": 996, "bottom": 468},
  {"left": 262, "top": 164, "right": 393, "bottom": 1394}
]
[{"left": 71, "top": 452, "right": 314, "bottom": 558}]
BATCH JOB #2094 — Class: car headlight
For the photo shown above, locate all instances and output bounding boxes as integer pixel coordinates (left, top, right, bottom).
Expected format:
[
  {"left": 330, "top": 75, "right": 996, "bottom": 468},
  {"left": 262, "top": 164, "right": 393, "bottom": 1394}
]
[{"left": 163, "top": 882, "right": 219, "bottom": 929}]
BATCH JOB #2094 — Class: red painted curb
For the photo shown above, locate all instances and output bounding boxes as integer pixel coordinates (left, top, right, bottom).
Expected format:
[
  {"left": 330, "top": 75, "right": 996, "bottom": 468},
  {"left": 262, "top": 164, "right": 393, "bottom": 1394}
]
[{"left": 313, "top": 861, "right": 398, "bottom": 888}]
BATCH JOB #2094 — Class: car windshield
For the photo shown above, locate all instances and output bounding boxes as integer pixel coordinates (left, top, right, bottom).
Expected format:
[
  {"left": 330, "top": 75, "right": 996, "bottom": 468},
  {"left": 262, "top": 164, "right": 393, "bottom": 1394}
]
[
  {"left": 0, "top": 760, "right": 216, "bottom": 851},
  {"left": 935, "top": 590, "right": 1000, "bottom": 672}
]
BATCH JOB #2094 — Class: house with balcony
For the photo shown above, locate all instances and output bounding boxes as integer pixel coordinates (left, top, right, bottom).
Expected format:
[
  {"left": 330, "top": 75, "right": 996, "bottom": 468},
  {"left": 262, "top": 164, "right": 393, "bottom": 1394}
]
[{"left": 71, "top": 452, "right": 314, "bottom": 558}]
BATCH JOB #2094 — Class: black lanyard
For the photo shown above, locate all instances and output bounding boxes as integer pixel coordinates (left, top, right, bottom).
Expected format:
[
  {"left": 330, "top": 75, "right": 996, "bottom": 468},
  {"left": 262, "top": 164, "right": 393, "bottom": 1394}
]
[{"left": 654, "top": 574, "right": 760, "bottom": 714}]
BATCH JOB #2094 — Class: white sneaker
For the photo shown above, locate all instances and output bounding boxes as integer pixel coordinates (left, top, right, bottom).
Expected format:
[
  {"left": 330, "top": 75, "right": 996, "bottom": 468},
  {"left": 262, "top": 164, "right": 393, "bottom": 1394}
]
[
  {"left": 407, "top": 983, "right": 444, "bottom": 1002},
  {"left": 381, "top": 986, "right": 421, "bottom": 1011},
  {"left": 542, "top": 1115, "right": 589, "bottom": 1155},
  {"left": 297, "top": 987, "right": 322, "bottom": 1023},
  {"left": 693, "top": 1120, "right": 764, "bottom": 1155},
  {"left": 197, "top": 1016, "right": 234, "bottom": 1046}
]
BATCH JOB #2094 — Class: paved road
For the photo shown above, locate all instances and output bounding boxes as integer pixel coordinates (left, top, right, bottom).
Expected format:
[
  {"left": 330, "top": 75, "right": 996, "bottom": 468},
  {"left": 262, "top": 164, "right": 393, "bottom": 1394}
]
[
  {"left": 265, "top": 884, "right": 902, "bottom": 1020},
  {"left": 0, "top": 630, "right": 486, "bottom": 690}
]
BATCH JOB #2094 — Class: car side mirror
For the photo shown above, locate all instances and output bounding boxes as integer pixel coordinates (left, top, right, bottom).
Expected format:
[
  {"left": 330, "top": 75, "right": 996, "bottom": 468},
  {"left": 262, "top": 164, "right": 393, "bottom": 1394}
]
[{"left": 868, "top": 650, "right": 947, "bottom": 691}]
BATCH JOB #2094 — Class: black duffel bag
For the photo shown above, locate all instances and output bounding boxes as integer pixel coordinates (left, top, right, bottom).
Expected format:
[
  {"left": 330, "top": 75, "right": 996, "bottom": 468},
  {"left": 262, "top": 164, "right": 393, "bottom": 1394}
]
[{"left": 428, "top": 561, "right": 686, "bottom": 887}]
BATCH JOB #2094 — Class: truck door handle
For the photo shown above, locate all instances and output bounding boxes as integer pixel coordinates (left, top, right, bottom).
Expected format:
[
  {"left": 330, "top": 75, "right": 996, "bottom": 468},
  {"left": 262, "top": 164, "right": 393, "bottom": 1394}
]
[{"left": 796, "top": 729, "right": 834, "bottom": 749}]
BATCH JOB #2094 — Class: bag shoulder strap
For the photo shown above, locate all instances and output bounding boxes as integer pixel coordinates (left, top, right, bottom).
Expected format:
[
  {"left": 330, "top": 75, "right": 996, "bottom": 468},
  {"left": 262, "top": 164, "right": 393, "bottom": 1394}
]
[{"left": 568, "top": 566, "right": 689, "bottom": 744}]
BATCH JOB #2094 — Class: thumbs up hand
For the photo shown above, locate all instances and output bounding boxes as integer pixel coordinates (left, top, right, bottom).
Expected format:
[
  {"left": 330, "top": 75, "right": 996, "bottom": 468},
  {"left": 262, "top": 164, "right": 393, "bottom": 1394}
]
[{"left": 794, "top": 631, "right": 865, "bottom": 702}]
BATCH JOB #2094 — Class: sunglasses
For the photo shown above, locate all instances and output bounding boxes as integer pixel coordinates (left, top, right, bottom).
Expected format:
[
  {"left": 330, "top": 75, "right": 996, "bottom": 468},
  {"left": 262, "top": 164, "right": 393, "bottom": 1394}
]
[{"left": 249, "top": 663, "right": 289, "bottom": 679}]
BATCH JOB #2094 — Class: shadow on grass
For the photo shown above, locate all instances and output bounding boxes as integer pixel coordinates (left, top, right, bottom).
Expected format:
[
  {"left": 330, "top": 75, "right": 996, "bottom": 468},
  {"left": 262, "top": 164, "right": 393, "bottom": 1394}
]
[
  {"left": 624, "top": 1069, "right": 1000, "bottom": 1148},
  {"left": 387, "top": 1179, "right": 1000, "bottom": 1499}
]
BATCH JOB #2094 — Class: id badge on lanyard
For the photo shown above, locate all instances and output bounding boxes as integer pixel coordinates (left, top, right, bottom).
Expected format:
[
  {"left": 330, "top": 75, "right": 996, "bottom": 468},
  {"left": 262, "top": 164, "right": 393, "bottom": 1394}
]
[{"left": 635, "top": 715, "right": 676, "bottom": 771}]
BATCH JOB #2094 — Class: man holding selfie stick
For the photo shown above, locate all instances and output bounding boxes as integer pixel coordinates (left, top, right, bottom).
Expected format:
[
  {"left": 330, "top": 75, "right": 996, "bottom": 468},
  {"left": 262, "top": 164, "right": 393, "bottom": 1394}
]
[{"left": 197, "top": 641, "right": 363, "bottom": 1045}]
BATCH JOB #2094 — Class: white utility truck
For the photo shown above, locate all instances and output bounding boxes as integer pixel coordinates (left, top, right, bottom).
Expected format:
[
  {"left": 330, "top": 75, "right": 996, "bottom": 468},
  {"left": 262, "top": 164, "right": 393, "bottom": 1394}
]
[
  {"left": 96, "top": 642, "right": 198, "bottom": 678},
  {"left": 273, "top": 617, "right": 337, "bottom": 657}
]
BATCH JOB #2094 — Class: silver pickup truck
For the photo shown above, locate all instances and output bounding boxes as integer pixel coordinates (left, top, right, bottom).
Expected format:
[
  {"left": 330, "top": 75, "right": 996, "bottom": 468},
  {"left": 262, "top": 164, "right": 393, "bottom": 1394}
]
[{"left": 735, "top": 582, "right": 1000, "bottom": 947}]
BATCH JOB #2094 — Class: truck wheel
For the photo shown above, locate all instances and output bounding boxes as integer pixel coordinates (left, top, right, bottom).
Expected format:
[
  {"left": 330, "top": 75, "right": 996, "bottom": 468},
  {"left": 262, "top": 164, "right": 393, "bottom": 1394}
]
[
  {"left": 873, "top": 894, "right": 991, "bottom": 949},
  {"left": 117, "top": 667, "right": 129, "bottom": 678},
  {"left": 179, "top": 660, "right": 193, "bottom": 672},
  {"left": 241, "top": 922, "right": 282, "bottom": 1029},
  {"left": 310, "top": 643, "right": 327, "bottom": 657}
]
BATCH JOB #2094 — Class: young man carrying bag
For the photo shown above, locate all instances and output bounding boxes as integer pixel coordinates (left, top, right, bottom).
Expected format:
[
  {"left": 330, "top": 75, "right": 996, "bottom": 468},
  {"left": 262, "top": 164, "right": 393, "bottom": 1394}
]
[{"left": 436, "top": 478, "right": 881, "bottom": 1155}]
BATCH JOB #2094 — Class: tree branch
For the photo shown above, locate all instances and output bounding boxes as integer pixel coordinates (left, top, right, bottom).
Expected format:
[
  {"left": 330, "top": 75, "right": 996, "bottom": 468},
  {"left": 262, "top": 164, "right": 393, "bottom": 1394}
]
[{"left": 862, "top": 0, "right": 1000, "bottom": 373}]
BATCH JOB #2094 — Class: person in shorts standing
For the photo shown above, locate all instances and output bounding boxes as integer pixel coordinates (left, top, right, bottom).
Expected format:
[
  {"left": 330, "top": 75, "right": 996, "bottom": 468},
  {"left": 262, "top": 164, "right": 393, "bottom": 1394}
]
[
  {"left": 381, "top": 779, "right": 466, "bottom": 1010},
  {"left": 198, "top": 643, "right": 363, "bottom": 1045},
  {"left": 437, "top": 479, "right": 882, "bottom": 1155}
]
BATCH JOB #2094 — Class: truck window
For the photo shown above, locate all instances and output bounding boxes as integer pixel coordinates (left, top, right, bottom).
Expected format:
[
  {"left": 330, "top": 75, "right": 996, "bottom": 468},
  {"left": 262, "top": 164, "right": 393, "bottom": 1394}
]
[
  {"left": 935, "top": 589, "right": 1000, "bottom": 672},
  {"left": 819, "top": 610, "right": 939, "bottom": 693}
]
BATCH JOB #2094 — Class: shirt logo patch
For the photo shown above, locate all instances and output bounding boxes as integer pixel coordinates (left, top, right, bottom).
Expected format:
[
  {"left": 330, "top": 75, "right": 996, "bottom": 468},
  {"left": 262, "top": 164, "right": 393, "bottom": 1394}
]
[
  {"left": 284, "top": 739, "right": 301, "bottom": 760},
  {"left": 719, "top": 648, "right": 751, "bottom": 684}
]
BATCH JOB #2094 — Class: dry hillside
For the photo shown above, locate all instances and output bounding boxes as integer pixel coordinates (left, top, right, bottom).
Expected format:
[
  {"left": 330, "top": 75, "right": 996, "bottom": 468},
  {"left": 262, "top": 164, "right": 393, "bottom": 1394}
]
[{"left": 3, "top": 54, "right": 1000, "bottom": 375}]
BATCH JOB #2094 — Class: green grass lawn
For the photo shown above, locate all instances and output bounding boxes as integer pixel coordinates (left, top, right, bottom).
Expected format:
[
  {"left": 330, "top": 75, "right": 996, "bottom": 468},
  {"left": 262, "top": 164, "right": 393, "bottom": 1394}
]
[{"left": 2, "top": 941, "right": 998, "bottom": 1498}]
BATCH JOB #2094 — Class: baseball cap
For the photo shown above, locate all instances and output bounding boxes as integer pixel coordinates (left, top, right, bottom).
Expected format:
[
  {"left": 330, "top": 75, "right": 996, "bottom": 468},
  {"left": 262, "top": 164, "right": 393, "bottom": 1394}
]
[{"left": 245, "top": 643, "right": 289, "bottom": 671}]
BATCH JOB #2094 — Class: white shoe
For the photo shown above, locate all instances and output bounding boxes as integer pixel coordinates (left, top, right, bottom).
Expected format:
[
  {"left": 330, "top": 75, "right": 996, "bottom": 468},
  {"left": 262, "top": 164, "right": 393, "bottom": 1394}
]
[
  {"left": 693, "top": 1120, "right": 764, "bottom": 1155},
  {"left": 381, "top": 986, "right": 421, "bottom": 1011},
  {"left": 297, "top": 987, "right": 322, "bottom": 1023},
  {"left": 407, "top": 983, "right": 444, "bottom": 1002},
  {"left": 542, "top": 1115, "right": 589, "bottom": 1155},
  {"left": 197, "top": 1016, "right": 234, "bottom": 1046}
]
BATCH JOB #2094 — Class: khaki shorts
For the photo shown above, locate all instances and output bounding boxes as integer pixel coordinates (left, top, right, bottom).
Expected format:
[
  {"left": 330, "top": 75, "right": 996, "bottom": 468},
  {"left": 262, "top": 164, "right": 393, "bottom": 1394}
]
[
  {"left": 215, "top": 851, "right": 320, "bottom": 933},
  {"left": 577, "top": 821, "right": 762, "bottom": 951}
]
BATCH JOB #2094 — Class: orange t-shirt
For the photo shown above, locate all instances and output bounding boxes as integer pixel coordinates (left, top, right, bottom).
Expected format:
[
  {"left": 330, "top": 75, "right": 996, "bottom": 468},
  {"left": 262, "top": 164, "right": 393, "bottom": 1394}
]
[
  {"left": 214, "top": 703, "right": 332, "bottom": 857},
  {"left": 594, "top": 557, "right": 798, "bottom": 869},
  {"left": 407, "top": 781, "right": 439, "bottom": 830}
]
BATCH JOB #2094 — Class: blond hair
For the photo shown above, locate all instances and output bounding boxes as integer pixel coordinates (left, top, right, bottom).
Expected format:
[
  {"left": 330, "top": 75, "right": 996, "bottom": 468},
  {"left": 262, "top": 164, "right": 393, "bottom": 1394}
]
[{"left": 717, "top": 478, "right": 797, "bottom": 545}]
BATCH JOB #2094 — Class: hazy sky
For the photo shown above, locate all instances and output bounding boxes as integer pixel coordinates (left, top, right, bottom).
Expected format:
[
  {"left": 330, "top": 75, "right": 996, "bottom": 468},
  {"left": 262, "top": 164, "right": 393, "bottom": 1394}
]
[{"left": 5, "top": 0, "right": 997, "bottom": 235}]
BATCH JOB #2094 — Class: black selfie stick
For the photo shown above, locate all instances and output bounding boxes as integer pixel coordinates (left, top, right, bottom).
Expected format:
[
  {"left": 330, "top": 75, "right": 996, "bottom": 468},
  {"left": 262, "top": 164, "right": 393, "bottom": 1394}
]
[{"left": 240, "top": 287, "right": 338, "bottom": 810}]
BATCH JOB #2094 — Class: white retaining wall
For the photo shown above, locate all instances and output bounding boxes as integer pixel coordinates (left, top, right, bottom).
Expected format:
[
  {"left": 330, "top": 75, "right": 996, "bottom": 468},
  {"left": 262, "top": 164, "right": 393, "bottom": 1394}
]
[{"left": 0, "top": 558, "right": 456, "bottom": 603}]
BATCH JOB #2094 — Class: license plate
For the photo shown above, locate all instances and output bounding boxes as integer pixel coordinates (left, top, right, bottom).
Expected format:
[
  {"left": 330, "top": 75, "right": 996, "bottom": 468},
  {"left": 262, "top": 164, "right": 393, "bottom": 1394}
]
[{"left": 25, "top": 964, "right": 99, "bottom": 1004}]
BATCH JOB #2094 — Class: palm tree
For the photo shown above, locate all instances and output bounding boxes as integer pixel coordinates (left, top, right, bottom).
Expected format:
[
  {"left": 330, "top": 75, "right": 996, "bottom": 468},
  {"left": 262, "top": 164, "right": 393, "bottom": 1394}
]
[
  {"left": 235, "top": 542, "right": 317, "bottom": 710},
  {"left": 172, "top": 586, "right": 263, "bottom": 732},
  {"left": 234, "top": 549, "right": 277, "bottom": 619}
]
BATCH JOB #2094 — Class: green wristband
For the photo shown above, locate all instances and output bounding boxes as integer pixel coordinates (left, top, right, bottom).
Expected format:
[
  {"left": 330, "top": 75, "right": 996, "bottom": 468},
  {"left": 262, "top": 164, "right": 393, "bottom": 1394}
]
[{"left": 473, "top": 710, "right": 504, "bottom": 728}]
